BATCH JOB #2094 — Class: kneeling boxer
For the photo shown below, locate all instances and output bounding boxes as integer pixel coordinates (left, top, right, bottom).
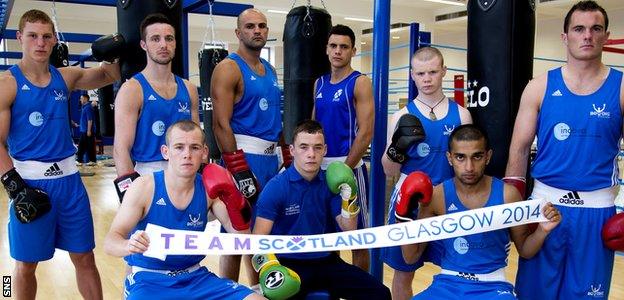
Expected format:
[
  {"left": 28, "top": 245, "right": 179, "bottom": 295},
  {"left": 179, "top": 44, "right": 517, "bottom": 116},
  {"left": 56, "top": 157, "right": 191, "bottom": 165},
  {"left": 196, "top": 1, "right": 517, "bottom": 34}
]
[
  {"left": 252, "top": 120, "right": 391, "bottom": 299},
  {"left": 104, "top": 120, "right": 263, "bottom": 300},
  {"left": 401, "top": 125, "right": 561, "bottom": 299}
]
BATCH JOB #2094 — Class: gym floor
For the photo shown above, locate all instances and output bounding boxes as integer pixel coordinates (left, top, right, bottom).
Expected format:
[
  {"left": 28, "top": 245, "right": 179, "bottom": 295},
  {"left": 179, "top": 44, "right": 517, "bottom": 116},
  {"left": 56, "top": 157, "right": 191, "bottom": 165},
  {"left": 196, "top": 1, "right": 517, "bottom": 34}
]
[{"left": 0, "top": 157, "right": 623, "bottom": 299}]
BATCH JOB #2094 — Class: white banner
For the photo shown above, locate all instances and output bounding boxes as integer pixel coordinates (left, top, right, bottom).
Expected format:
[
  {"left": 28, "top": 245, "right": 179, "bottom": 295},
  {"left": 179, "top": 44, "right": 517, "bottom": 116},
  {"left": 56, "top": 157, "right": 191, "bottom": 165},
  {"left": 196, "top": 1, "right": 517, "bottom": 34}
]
[{"left": 143, "top": 199, "right": 547, "bottom": 260}]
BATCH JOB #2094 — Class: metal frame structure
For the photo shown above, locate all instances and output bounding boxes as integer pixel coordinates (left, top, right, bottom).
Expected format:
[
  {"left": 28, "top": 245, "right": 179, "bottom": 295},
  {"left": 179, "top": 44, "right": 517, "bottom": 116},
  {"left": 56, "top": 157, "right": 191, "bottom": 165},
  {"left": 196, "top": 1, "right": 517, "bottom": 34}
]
[{"left": 0, "top": 0, "right": 252, "bottom": 73}]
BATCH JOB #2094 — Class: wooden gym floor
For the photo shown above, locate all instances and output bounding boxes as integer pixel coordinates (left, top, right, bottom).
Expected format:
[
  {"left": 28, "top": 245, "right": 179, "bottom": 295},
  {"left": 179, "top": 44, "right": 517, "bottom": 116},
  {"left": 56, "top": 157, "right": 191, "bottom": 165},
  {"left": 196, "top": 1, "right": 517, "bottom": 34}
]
[{"left": 0, "top": 163, "right": 622, "bottom": 299}]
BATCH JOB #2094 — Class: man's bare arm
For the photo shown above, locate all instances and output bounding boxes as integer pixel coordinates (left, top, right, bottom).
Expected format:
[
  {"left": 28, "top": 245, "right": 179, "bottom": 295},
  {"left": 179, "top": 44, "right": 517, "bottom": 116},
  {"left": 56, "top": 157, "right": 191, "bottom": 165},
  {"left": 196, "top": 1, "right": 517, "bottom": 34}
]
[
  {"left": 345, "top": 76, "right": 374, "bottom": 168},
  {"left": 113, "top": 80, "right": 142, "bottom": 176},
  {"left": 0, "top": 74, "right": 17, "bottom": 175},
  {"left": 60, "top": 63, "right": 120, "bottom": 92},
  {"left": 211, "top": 60, "right": 240, "bottom": 152}
]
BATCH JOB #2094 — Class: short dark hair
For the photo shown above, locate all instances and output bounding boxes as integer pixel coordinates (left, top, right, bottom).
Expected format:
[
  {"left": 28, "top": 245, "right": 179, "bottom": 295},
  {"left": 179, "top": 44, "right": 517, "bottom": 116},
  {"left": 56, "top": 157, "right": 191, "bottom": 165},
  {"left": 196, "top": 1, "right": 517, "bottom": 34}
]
[
  {"left": 448, "top": 124, "right": 489, "bottom": 151},
  {"left": 292, "top": 119, "right": 324, "bottom": 142},
  {"left": 140, "top": 13, "right": 174, "bottom": 41},
  {"left": 19, "top": 9, "right": 55, "bottom": 33},
  {"left": 165, "top": 120, "right": 205, "bottom": 145},
  {"left": 329, "top": 24, "right": 356, "bottom": 48},
  {"left": 563, "top": 1, "right": 608, "bottom": 33}
]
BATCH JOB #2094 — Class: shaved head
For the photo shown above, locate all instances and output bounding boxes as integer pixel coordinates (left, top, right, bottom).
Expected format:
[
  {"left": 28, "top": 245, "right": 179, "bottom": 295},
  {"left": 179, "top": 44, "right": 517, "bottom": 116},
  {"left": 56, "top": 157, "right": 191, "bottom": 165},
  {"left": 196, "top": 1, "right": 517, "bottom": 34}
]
[{"left": 237, "top": 8, "right": 266, "bottom": 29}]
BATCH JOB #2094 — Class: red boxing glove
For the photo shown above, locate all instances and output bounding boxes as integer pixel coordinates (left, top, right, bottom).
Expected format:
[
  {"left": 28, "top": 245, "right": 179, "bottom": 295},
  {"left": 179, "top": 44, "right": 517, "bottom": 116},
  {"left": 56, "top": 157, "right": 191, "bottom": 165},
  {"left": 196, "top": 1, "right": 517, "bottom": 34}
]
[
  {"left": 503, "top": 176, "right": 526, "bottom": 199},
  {"left": 395, "top": 171, "right": 433, "bottom": 222},
  {"left": 281, "top": 146, "right": 293, "bottom": 170},
  {"left": 602, "top": 213, "right": 624, "bottom": 251},
  {"left": 222, "top": 149, "right": 260, "bottom": 203},
  {"left": 202, "top": 163, "right": 251, "bottom": 231}
]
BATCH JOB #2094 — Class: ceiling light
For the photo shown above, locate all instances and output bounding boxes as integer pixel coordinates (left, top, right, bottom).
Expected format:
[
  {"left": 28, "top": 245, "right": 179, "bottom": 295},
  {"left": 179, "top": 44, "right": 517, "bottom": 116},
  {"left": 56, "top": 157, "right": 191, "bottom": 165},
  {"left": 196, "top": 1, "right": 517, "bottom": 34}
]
[
  {"left": 267, "top": 9, "right": 289, "bottom": 14},
  {"left": 424, "top": 0, "right": 465, "bottom": 6},
  {"left": 344, "top": 17, "right": 374, "bottom": 23}
]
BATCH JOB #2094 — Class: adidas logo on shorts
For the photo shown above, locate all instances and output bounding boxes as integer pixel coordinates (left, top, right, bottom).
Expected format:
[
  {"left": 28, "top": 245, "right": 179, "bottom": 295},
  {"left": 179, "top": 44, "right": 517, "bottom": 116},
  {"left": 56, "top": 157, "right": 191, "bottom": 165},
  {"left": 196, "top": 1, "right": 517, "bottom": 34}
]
[
  {"left": 44, "top": 163, "right": 63, "bottom": 177},
  {"left": 559, "top": 191, "right": 584, "bottom": 206}
]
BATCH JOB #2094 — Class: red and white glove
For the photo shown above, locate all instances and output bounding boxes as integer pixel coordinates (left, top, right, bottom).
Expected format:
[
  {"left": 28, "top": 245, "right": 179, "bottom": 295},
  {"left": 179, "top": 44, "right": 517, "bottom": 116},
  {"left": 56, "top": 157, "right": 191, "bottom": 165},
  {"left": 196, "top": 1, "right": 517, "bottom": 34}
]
[
  {"left": 202, "top": 163, "right": 251, "bottom": 231},
  {"left": 222, "top": 149, "right": 260, "bottom": 203},
  {"left": 602, "top": 213, "right": 624, "bottom": 251},
  {"left": 395, "top": 171, "right": 433, "bottom": 222}
]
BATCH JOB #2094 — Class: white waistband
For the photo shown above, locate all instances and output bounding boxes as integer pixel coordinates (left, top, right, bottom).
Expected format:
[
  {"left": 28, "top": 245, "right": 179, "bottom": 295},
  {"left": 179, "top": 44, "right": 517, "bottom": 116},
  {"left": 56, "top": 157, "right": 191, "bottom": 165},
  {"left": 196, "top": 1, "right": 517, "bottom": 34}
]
[
  {"left": 134, "top": 161, "right": 168, "bottom": 176},
  {"left": 440, "top": 267, "right": 506, "bottom": 282},
  {"left": 131, "top": 263, "right": 201, "bottom": 277},
  {"left": 321, "top": 156, "right": 363, "bottom": 170},
  {"left": 12, "top": 156, "right": 78, "bottom": 180},
  {"left": 234, "top": 134, "right": 277, "bottom": 155},
  {"left": 532, "top": 180, "right": 616, "bottom": 208}
]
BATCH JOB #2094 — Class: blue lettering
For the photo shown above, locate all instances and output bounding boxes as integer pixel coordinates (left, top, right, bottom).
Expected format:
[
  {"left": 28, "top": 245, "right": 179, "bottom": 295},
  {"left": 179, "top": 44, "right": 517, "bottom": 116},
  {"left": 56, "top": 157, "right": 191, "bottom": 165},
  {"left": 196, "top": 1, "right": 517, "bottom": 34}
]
[
  {"left": 475, "top": 211, "right": 493, "bottom": 227},
  {"left": 429, "top": 219, "right": 441, "bottom": 235},
  {"left": 308, "top": 237, "right": 320, "bottom": 248},
  {"left": 363, "top": 232, "right": 376, "bottom": 244},
  {"left": 388, "top": 227, "right": 403, "bottom": 241},
  {"left": 348, "top": 234, "right": 362, "bottom": 246},
  {"left": 321, "top": 237, "right": 332, "bottom": 248},
  {"left": 441, "top": 217, "right": 458, "bottom": 233},
  {"left": 418, "top": 223, "right": 431, "bottom": 237},
  {"left": 335, "top": 236, "right": 348, "bottom": 247},
  {"left": 259, "top": 239, "right": 270, "bottom": 250},
  {"left": 271, "top": 239, "right": 285, "bottom": 250},
  {"left": 208, "top": 237, "right": 222, "bottom": 250},
  {"left": 234, "top": 237, "right": 250, "bottom": 250},
  {"left": 185, "top": 234, "right": 198, "bottom": 250},
  {"left": 459, "top": 215, "right": 476, "bottom": 231}
]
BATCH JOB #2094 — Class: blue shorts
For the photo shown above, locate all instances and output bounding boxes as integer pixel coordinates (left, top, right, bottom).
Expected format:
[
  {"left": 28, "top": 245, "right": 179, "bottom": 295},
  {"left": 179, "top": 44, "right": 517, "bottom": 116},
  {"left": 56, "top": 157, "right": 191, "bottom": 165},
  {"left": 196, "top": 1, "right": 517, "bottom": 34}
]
[
  {"left": 515, "top": 205, "right": 615, "bottom": 299},
  {"left": 381, "top": 184, "right": 443, "bottom": 272},
  {"left": 125, "top": 266, "right": 254, "bottom": 300},
  {"left": 413, "top": 274, "right": 516, "bottom": 300},
  {"left": 8, "top": 172, "right": 95, "bottom": 262}
]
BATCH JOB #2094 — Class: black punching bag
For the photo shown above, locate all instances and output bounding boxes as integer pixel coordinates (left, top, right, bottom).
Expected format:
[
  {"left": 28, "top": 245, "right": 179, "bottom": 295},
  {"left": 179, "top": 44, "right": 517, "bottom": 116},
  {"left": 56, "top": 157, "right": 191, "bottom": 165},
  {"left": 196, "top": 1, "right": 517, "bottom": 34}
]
[
  {"left": 117, "top": 0, "right": 184, "bottom": 81},
  {"left": 50, "top": 42, "right": 69, "bottom": 68},
  {"left": 199, "top": 47, "right": 228, "bottom": 160},
  {"left": 282, "top": 6, "right": 332, "bottom": 143},
  {"left": 466, "top": 0, "right": 535, "bottom": 178},
  {"left": 98, "top": 84, "right": 115, "bottom": 136}
]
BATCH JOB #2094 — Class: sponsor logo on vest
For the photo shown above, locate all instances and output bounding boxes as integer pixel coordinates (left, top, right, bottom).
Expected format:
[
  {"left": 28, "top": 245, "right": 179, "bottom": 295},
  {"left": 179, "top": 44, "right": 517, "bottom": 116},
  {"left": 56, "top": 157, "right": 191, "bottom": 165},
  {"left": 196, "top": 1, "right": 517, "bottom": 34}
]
[
  {"left": 44, "top": 163, "right": 63, "bottom": 177},
  {"left": 590, "top": 103, "right": 611, "bottom": 119},
  {"left": 53, "top": 90, "right": 67, "bottom": 101},
  {"left": 177, "top": 102, "right": 190, "bottom": 114},
  {"left": 551, "top": 89, "right": 563, "bottom": 96},
  {"left": 443, "top": 125, "right": 455, "bottom": 136},
  {"left": 152, "top": 120, "right": 166, "bottom": 136},
  {"left": 187, "top": 214, "right": 204, "bottom": 228},
  {"left": 417, "top": 143, "right": 430, "bottom": 157},
  {"left": 259, "top": 98, "right": 269, "bottom": 111},
  {"left": 333, "top": 89, "right": 343, "bottom": 101},
  {"left": 587, "top": 284, "right": 605, "bottom": 298},
  {"left": 559, "top": 191, "right": 584, "bottom": 206},
  {"left": 21, "top": 84, "right": 30, "bottom": 91},
  {"left": 29, "top": 111, "right": 44, "bottom": 126}
]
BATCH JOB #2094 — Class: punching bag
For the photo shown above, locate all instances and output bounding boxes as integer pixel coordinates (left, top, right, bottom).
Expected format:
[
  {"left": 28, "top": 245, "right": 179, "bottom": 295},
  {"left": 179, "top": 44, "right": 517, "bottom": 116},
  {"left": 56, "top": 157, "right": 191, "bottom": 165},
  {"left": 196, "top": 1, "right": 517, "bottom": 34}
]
[
  {"left": 50, "top": 42, "right": 69, "bottom": 68},
  {"left": 199, "top": 47, "right": 228, "bottom": 160},
  {"left": 282, "top": 6, "right": 332, "bottom": 143},
  {"left": 98, "top": 84, "right": 115, "bottom": 137},
  {"left": 466, "top": 0, "right": 535, "bottom": 178},
  {"left": 117, "top": 0, "right": 184, "bottom": 81}
]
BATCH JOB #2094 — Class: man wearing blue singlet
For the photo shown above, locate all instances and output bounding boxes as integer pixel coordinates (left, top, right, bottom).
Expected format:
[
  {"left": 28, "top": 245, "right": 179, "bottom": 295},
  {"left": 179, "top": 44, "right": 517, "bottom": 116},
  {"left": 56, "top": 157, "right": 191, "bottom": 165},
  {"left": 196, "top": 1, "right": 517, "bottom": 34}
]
[
  {"left": 506, "top": 1, "right": 624, "bottom": 299},
  {"left": 401, "top": 124, "right": 561, "bottom": 300},
  {"left": 0, "top": 9, "right": 122, "bottom": 299},
  {"left": 380, "top": 46, "right": 472, "bottom": 300},
  {"left": 113, "top": 13, "right": 200, "bottom": 202},
  {"left": 312, "top": 24, "right": 374, "bottom": 271},
  {"left": 211, "top": 8, "right": 282, "bottom": 282},
  {"left": 104, "top": 120, "right": 264, "bottom": 300}
]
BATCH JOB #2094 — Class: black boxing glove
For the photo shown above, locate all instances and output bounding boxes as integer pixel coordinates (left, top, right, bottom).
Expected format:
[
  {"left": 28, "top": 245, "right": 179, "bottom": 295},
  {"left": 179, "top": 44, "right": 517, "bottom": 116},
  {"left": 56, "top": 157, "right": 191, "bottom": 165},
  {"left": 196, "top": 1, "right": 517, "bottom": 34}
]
[
  {"left": 1, "top": 168, "right": 51, "bottom": 223},
  {"left": 91, "top": 33, "right": 125, "bottom": 64},
  {"left": 386, "top": 114, "right": 426, "bottom": 164},
  {"left": 113, "top": 171, "right": 140, "bottom": 203},
  {"left": 222, "top": 149, "right": 260, "bottom": 204}
]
